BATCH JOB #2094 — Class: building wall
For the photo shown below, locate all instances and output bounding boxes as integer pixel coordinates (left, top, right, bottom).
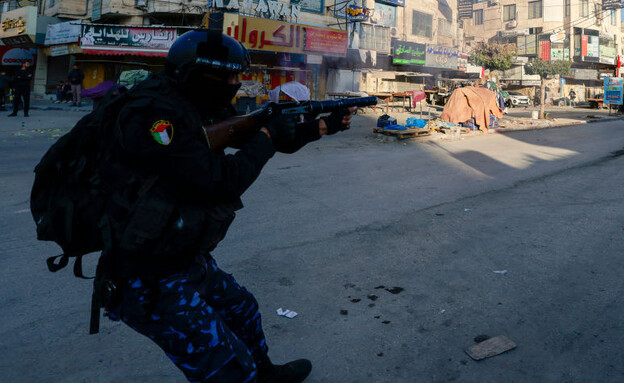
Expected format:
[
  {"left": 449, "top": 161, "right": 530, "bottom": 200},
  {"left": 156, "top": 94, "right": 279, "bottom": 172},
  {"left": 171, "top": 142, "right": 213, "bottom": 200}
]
[
  {"left": 396, "top": 0, "right": 460, "bottom": 47},
  {"left": 462, "top": 0, "right": 622, "bottom": 55}
]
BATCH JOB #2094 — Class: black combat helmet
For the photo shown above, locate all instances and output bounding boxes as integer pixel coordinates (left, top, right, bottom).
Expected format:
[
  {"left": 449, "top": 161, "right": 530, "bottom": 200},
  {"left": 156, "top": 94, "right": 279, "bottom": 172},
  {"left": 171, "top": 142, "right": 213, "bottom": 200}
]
[{"left": 166, "top": 29, "right": 250, "bottom": 84}]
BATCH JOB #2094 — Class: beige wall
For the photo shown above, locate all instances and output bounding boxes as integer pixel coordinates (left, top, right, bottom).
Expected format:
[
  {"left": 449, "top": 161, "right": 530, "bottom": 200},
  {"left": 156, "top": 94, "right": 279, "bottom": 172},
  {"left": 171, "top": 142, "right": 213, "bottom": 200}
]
[
  {"left": 463, "top": 0, "right": 622, "bottom": 53},
  {"left": 395, "top": 0, "right": 460, "bottom": 46}
]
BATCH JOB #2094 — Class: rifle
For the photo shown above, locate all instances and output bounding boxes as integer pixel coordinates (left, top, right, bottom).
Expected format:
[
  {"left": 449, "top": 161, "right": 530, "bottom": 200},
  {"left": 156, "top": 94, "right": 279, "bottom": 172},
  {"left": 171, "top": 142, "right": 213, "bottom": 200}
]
[{"left": 203, "top": 96, "right": 378, "bottom": 151}]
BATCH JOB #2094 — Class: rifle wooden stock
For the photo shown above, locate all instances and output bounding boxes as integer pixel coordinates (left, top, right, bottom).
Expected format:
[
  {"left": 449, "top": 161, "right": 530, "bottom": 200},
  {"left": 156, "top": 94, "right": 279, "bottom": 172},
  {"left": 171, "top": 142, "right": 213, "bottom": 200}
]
[{"left": 203, "top": 111, "right": 263, "bottom": 152}]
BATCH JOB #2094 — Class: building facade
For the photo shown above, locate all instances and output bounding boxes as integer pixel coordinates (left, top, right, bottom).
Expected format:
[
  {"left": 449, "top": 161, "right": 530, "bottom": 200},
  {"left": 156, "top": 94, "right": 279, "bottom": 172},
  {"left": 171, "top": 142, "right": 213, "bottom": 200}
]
[
  {"left": 460, "top": 0, "right": 623, "bottom": 102},
  {"left": 0, "top": 0, "right": 468, "bottom": 99}
]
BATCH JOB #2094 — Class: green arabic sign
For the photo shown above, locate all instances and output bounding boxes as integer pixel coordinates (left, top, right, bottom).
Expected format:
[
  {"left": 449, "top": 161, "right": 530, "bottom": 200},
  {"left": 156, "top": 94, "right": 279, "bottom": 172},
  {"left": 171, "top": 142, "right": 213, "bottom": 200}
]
[{"left": 392, "top": 39, "right": 426, "bottom": 65}]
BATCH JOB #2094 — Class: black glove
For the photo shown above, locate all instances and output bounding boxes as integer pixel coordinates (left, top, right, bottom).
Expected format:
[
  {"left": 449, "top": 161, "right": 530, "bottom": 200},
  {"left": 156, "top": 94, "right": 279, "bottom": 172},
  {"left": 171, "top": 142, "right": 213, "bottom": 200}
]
[
  {"left": 265, "top": 115, "right": 321, "bottom": 154},
  {"left": 321, "top": 108, "right": 351, "bottom": 135}
]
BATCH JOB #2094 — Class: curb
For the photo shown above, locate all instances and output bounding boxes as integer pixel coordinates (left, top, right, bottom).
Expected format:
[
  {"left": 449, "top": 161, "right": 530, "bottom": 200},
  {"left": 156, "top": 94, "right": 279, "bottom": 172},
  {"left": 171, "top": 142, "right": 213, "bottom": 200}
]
[{"left": 493, "top": 116, "right": 624, "bottom": 134}]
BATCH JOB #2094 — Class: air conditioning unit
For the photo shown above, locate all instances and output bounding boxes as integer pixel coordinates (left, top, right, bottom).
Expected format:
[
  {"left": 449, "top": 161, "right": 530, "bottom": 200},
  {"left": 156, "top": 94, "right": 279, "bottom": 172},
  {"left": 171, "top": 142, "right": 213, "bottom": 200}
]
[
  {"left": 390, "top": 27, "right": 398, "bottom": 37},
  {"left": 135, "top": 0, "right": 147, "bottom": 8},
  {"left": 506, "top": 20, "right": 517, "bottom": 29}
]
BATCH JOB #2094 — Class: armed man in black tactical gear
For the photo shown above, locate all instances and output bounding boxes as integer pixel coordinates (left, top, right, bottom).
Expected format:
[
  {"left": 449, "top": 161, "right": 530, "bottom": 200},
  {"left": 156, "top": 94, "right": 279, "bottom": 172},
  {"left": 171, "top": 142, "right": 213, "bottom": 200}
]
[{"left": 99, "top": 29, "right": 354, "bottom": 382}]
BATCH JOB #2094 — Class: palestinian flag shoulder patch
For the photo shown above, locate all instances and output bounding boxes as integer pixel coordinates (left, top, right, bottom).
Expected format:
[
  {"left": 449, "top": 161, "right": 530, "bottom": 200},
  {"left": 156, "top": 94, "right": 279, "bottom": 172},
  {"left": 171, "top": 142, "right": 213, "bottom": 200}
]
[{"left": 150, "top": 120, "right": 174, "bottom": 145}]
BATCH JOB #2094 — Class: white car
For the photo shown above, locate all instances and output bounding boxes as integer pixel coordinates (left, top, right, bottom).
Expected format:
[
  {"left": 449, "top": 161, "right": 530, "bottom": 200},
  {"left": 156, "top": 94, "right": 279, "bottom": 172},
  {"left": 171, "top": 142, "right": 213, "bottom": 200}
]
[{"left": 506, "top": 92, "right": 531, "bottom": 107}]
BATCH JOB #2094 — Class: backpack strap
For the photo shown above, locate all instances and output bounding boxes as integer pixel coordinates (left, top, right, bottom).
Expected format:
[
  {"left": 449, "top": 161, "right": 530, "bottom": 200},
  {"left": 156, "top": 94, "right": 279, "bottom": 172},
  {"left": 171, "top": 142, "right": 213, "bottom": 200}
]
[{"left": 46, "top": 253, "right": 69, "bottom": 272}]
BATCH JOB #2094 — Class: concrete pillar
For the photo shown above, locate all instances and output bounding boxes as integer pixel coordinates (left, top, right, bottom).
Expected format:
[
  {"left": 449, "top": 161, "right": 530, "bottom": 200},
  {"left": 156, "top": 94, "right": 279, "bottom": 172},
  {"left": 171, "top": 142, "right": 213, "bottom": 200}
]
[{"left": 33, "top": 48, "right": 49, "bottom": 97}]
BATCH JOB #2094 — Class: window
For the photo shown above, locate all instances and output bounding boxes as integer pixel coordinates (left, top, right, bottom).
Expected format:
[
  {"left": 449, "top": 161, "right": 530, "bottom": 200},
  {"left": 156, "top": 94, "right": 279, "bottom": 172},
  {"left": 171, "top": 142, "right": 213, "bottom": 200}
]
[
  {"left": 580, "top": 0, "right": 588, "bottom": 17},
  {"left": 528, "top": 0, "right": 542, "bottom": 19},
  {"left": 473, "top": 9, "right": 483, "bottom": 25},
  {"left": 412, "top": 10, "right": 433, "bottom": 37},
  {"left": 49, "top": 0, "right": 55, "bottom": 6},
  {"left": 564, "top": 0, "right": 569, "bottom": 16},
  {"left": 360, "top": 25, "right": 390, "bottom": 52},
  {"left": 611, "top": 9, "right": 616, "bottom": 25},
  {"left": 503, "top": 4, "right": 516, "bottom": 21}
]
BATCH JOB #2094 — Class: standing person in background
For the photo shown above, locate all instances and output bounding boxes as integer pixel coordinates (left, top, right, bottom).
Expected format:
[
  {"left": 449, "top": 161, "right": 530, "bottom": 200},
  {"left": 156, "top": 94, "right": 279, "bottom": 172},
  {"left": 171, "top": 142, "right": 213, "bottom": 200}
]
[
  {"left": 68, "top": 64, "right": 84, "bottom": 107},
  {"left": 0, "top": 69, "right": 10, "bottom": 111},
  {"left": 8, "top": 61, "right": 33, "bottom": 117},
  {"left": 569, "top": 89, "right": 577, "bottom": 107}
]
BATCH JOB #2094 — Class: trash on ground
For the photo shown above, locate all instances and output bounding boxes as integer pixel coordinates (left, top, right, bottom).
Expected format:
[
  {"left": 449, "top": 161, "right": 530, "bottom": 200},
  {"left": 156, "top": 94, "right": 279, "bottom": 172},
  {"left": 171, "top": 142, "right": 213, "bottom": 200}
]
[
  {"left": 493, "top": 270, "right": 508, "bottom": 275},
  {"left": 377, "top": 114, "right": 398, "bottom": 128},
  {"left": 276, "top": 308, "right": 298, "bottom": 319},
  {"left": 405, "top": 117, "right": 427, "bottom": 128},
  {"left": 465, "top": 335, "right": 517, "bottom": 361}
]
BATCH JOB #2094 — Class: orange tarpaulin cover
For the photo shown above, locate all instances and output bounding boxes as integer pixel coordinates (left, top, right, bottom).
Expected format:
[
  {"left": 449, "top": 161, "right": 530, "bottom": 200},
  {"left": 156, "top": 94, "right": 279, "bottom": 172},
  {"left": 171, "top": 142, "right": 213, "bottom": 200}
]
[{"left": 441, "top": 87, "right": 502, "bottom": 132}]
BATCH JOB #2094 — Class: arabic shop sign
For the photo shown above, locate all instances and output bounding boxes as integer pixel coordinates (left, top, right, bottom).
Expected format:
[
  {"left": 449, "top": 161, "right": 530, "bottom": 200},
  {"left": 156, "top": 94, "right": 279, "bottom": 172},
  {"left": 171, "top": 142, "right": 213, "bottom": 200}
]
[
  {"left": 425, "top": 44, "right": 459, "bottom": 69},
  {"left": 209, "top": 0, "right": 301, "bottom": 20},
  {"left": 0, "top": 6, "right": 37, "bottom": 42},
  {"left": 604, "top": 77, "right": 623, "bottom": 105},
  {"left": 223, "top": 14, "right": 347, "bottom": 57},
  {"left": 347, "top": 5, "right": 371, "bottom": 22},
  {"left": 391, "top": 39, "right": 425, "bottom": 65},
  {"left": 80, "top": 25, "right": 177, "bottom": 54},
  {"left": 1, "top": 17, "right": 26, "bottom": 34},
  {"left": 45, "top": 21, "right": 81, "bottom": 45},
  {"left": 375, "top": 0, "right": 405, "bottom": 6}
]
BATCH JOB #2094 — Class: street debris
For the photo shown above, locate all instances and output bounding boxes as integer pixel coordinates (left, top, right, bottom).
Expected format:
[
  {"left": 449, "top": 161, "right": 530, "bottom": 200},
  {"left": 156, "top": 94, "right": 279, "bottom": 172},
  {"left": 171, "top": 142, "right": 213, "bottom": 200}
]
[
  {"left": 276, "top": 308, "right": 297, "bottom": 319},
  {"left": 473, "top": 335, "right": 489, "bottom": 343},
  {"left": 464, "top": 208, "right": 472, "bottom": 212},
  {"left": 340, "top": 309, "right": 348, "bottom": 316},
  {"left": 440, "top": 309, "right": 446, "bottom": 314},
  {"left": 385, "top": 287, "right": 404, "bottom": 294},
  {"left": 493, "top": 270, "right": 508, "bottom": 275},
  {"left": 465, "top": 335, "right": 517, "bottom": 361}
]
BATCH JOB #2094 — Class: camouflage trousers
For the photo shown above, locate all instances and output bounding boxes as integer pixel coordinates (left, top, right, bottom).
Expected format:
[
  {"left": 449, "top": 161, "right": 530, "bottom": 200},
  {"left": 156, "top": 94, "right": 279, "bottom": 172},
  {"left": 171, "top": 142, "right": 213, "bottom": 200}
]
[{"left": 107, "top": 256, "right": 269, "bottom": 382}]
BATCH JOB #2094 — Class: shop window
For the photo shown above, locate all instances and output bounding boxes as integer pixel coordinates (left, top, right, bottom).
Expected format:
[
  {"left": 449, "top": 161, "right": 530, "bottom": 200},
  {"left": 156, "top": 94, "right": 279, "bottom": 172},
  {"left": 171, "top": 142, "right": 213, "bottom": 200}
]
[
  {"left": 360, "top": 24, "right": 390, "bottom": 52},
  {"left": 473, "top": 9, "right": 483, "bottom": 25},
  {"left": 503, "top": 4, "right": 516, "bottom": 21},
  {"left": 564, "top": 0, "right": 569, "bottom": 16},
  {"left": 412, "top": 10, "right": 432, "bottom": 37},
  {"left": 528, "top": 0, "right": 542, "bottom": 19},
  {"left": 580, "top": 0, "right": 588, "bottom": 17}
]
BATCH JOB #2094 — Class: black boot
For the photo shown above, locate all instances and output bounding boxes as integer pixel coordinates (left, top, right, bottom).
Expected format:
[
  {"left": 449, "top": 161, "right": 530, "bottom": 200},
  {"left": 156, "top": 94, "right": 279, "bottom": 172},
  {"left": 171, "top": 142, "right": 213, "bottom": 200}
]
[{"left": 258, "top": 359, "right": 312, "bottom": 383}]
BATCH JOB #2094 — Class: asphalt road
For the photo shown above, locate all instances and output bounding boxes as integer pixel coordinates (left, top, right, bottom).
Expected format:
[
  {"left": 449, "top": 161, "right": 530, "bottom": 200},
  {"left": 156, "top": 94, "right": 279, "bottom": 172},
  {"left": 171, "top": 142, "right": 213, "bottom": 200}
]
[{"left": 1, "top": 110, "right": 623, "bottom": 382}]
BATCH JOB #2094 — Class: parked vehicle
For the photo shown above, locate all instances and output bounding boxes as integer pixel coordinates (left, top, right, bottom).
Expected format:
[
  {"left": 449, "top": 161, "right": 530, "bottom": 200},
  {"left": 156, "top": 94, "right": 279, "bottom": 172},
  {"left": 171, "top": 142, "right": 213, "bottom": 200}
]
[
  {"left": 587, "top": 94, "right": 604, "bottom": 109},
  {"left": 505, "top": 91, "right": 532, "bottom": 107}
]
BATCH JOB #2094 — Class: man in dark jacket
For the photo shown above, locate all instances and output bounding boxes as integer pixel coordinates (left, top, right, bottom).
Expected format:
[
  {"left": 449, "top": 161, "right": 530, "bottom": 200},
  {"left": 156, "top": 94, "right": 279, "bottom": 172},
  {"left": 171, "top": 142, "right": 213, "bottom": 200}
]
[
  {"left": 98, "top": 30, "right": 353, "bottom": 383},
  {"left": 0, "top": 69, "right": 10, "bottom": 110},
  {"left": 68, "top": 64, "right": 84, "bottom": 106},
  {"left": 8, "top": 61, "right": 33, "bottom": 117}
]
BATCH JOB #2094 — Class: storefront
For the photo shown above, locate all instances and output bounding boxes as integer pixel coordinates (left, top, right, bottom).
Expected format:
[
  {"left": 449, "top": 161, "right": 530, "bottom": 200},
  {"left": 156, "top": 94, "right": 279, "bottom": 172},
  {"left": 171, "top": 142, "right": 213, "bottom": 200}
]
[
  {"left": 73, "top": 24, "right": 179, "bottom": 89},
  {"left": 219, "top": 13, "right": 348, "bottom": 101},
  {"left": 0, "top": 6, "right": 59, "bottom": 95},
  {"left": 43, "top": 21, "right": 82, "bottom": 93}
]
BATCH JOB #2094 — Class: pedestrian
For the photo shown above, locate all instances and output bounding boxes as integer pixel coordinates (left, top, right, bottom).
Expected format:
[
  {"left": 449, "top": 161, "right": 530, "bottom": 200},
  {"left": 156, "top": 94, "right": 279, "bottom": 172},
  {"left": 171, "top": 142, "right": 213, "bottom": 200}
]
[
  {"left": 63, "top": 81, "right": 72, "bottom": 103},
  {"left": 96, "top": 29, "right": 354, "bottom": 382},
  {"left": 0, "top": 69, "right": 10, "bottom": 110},
  {"left": 8, "top": 61, "right": 33, "bottom": 117},
  {"left": 569, "top": 89, "right": 577, "bottom": 107},
  {"left": 67, "top": 64, "right": 84, "bottom": 106},
  {"left": 54, "top": 80, "right": 66, "bottom": 103}
]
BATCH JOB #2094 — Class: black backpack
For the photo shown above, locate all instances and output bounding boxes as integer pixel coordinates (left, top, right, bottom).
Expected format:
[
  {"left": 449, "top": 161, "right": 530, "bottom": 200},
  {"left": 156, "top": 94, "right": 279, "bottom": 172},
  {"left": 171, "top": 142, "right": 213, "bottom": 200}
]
[{"left": 30, "top": 85, "right": 129, "bottom": 279}]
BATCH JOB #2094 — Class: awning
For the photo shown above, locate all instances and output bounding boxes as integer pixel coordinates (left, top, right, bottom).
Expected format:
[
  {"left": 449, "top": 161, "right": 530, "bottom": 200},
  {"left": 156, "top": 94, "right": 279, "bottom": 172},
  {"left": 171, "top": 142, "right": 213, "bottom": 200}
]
[{"left": 80, "top": 47, "right": 168, "bottom": 57}]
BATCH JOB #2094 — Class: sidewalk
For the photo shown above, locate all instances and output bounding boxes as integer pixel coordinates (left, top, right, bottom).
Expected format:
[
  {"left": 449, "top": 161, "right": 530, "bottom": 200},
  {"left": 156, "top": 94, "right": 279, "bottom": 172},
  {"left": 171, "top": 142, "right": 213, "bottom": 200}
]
[{"left": 28, "top": 98, "right": 93, "bottom": 113}]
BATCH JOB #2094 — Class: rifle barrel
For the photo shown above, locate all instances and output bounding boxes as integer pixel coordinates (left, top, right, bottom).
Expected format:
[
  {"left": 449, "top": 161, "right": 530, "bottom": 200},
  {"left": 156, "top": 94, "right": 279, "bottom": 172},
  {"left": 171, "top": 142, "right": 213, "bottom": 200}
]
[{"left": 307, "top": 96, "right": 378, "bottom": 114}]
